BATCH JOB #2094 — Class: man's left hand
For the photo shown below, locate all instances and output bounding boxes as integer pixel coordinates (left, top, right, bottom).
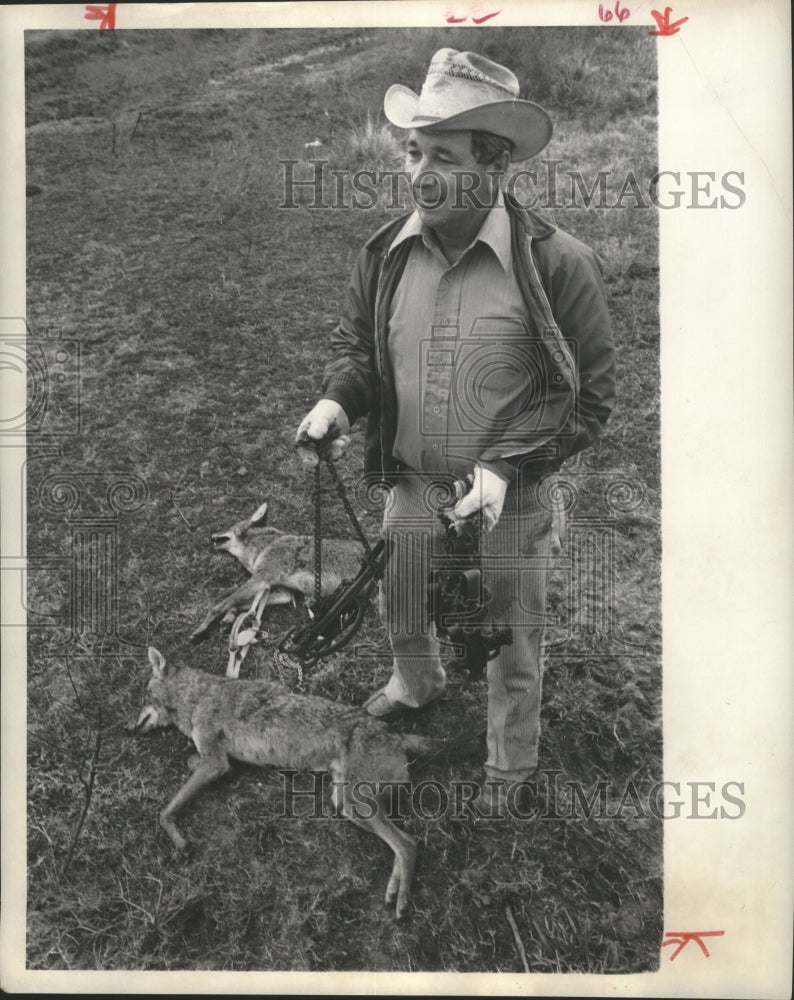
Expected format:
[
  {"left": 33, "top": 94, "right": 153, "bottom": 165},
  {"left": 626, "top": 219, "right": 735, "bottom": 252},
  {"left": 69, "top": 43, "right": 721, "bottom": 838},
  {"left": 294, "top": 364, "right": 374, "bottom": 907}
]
[{"left": 451, "top": 464, "right": 508, "bottom": 533}]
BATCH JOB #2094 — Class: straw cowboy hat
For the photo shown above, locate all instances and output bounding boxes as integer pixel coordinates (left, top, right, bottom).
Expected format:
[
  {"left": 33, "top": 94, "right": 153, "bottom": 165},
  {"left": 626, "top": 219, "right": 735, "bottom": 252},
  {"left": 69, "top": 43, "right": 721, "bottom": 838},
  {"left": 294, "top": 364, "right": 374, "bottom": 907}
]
[{"left": 383, "top": 48, "right": 552, "bottom": 162}]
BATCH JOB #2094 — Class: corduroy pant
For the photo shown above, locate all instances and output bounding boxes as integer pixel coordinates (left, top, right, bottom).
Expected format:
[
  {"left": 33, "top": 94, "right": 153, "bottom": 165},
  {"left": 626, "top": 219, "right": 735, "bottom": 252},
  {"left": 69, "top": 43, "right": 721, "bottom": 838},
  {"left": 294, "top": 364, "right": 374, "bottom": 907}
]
[{"left": 380, "top": 471, "right": 554, "bottom": 780}]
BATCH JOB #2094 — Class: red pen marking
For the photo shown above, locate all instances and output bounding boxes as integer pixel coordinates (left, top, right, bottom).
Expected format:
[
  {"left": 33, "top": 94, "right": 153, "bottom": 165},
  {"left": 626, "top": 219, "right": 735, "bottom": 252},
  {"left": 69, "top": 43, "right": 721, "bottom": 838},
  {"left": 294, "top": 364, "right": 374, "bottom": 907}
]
[
  {"left": 472, "top": 8, "right": 502, "bottom": 23},
  {"left": 445, "top": 6, "right": 501, "bottom": 23},
  {"left": 84, "top": 3, "right": 117, "bottom": 32},
  {"left": 662, "top": 930, "right": 725, "bottom": 961},
  {"left": 599, "top": 2, "right": 631, "bottom": 21},
  {"left": 649, "top": 6, "right": 689, "bottom": 35}
]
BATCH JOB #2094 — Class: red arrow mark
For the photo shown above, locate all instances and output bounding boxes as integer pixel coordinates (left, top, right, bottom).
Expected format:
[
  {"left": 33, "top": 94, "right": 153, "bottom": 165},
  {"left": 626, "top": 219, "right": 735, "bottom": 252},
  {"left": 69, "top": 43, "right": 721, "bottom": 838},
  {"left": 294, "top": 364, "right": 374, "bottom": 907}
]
[
  {"left": 662, "top": 930, "right": 725, "bottom": 961},
  {"left": 649, "top": 6, "right": 689, "bottom": 35},
  {"left": 84, "top": 3, "right": 117, "bottom": 32},
  {"left": 472, "top": 9, "right": 502, "bottom": 23}
]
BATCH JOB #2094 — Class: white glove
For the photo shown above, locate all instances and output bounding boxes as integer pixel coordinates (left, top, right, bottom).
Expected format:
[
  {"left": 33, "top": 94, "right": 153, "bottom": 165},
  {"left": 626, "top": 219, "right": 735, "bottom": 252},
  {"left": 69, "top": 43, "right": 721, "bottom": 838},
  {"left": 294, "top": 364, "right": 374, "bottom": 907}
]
[
  {"left": 295, "top": 399, "right": 350, "bottom": 469},
  {"left": 451, "top": 464, "right": 508, "bottom": 533}
]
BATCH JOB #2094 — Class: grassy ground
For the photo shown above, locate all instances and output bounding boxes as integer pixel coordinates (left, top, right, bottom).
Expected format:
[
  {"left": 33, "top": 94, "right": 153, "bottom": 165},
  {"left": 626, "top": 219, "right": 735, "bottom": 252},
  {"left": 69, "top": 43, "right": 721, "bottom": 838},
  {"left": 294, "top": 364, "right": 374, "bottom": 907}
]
[{"left": 25, "top": 27, "right": 661, "bottom": 973}]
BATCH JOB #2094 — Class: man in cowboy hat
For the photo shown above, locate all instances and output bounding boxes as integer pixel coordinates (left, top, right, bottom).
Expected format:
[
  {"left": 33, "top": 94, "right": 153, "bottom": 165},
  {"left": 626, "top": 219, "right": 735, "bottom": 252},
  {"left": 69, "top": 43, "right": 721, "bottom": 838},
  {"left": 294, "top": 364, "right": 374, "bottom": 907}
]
[{"left": 296, "top": 49, "right": 615, "bottom": 812}]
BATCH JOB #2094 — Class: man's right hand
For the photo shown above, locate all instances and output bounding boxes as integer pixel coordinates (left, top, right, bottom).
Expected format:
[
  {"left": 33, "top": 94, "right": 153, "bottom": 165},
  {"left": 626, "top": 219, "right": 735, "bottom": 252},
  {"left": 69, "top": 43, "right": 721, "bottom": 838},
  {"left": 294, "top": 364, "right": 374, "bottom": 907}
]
[{"left": 295, "top": 399, "right": 351, "bottom": 468}]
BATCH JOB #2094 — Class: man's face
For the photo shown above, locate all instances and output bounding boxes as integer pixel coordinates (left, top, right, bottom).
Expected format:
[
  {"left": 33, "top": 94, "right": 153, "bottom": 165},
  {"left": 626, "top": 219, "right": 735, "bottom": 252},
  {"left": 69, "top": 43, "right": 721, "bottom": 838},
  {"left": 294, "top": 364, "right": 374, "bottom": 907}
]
[{"left": 405, "top": 128, "right": 499, "bottom": 239}]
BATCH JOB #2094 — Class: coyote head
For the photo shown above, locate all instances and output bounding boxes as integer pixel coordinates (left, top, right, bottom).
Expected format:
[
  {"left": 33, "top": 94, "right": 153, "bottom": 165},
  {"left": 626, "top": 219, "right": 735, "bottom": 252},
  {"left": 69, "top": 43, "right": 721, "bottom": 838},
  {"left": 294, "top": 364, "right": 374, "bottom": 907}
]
[
  {"left": 133, "top": 647, "right": 180, "bottom": 735},
  {"left": 210, "top": 501, "right": 283, "bottom": 573}
]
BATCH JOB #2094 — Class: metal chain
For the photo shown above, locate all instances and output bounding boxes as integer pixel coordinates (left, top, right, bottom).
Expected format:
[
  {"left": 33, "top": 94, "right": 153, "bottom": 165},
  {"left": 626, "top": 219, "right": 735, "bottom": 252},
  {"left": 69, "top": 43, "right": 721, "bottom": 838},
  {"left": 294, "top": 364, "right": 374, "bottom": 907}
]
[
  {"left": 275, "top": 649, "right": 304, "bottom": 690},
  {"left": 323, "top": 454, "right": 373, "bottom": 557},
  {"left": 313, "top": 462, "right": 322, "bottom": 604}
]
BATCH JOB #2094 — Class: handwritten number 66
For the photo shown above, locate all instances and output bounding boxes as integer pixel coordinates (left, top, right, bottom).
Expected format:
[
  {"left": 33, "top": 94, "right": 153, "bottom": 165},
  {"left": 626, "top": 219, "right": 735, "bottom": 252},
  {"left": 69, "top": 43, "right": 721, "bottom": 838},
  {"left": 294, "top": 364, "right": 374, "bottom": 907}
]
[{"left": 599, "top": 2, "right": 631, "bottom": 22}]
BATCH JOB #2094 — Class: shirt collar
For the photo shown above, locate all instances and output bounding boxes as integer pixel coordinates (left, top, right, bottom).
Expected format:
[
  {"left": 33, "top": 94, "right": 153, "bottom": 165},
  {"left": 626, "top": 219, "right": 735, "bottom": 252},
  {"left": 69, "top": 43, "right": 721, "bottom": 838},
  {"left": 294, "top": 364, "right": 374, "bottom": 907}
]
[
  {"left": 387, "top": 189, "right": 512, "bottom": 273},
  {"left": 475, "top": 189, "right": 512, "bottom": 272}
]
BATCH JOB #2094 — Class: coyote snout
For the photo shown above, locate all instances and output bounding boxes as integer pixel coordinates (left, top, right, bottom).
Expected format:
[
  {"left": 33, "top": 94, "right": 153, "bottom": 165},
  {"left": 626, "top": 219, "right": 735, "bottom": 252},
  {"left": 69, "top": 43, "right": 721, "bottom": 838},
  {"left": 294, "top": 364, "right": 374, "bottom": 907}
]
[
  {"left": 133, "top": 647, "right": 429, "bottom": 919},
  {"left": 133, "top": 704, "right": 160, "bottom": 734},
  {"left": 190, "top": 501, "right": 364, "bottom": 650}
]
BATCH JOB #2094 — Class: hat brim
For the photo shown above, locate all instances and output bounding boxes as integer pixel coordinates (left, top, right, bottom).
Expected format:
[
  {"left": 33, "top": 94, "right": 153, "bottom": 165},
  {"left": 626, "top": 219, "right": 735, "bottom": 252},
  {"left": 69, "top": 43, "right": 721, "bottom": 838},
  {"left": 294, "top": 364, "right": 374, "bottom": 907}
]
[{"left": 384, "top": 84, "right": 552, "bottom": 161}]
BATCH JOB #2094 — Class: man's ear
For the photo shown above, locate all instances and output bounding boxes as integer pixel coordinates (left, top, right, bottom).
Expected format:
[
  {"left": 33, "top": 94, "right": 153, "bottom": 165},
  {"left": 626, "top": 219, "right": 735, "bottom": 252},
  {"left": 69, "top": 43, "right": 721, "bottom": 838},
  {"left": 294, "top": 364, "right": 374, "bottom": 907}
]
[{"left": 493, "top": 150, "right": 511, "bottom": 176}]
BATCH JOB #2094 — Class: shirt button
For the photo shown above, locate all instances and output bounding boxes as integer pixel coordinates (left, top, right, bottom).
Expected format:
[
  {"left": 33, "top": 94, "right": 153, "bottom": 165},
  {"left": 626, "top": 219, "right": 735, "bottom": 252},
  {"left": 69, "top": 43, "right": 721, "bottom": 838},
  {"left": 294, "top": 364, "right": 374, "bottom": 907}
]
[
  {"left": 432, "top": 405, "right": 440, "bottom": 414},
  {"left": 445, "top": 273, "right": 453, "bottom": 282},
  {"left": 432, "top": 443, "right": 439, "bottom": 451}
]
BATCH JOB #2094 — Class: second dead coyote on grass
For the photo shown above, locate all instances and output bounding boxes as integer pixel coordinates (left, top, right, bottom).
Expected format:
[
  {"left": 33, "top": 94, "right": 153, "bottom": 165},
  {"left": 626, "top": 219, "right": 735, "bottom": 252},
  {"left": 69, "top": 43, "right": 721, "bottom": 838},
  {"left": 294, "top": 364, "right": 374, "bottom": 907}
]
[
  {"left": 190, "top": 501, "right": 364, "bottom": 644},
  {"left": 133, "top": 647, "right": 431, "bottom": 919}
]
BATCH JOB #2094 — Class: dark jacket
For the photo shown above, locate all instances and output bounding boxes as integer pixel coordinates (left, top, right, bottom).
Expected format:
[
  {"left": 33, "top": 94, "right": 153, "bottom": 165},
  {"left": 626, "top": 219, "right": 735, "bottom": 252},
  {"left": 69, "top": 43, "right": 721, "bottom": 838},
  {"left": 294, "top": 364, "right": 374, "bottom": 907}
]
[{"left": 322, "top": 193, "right": 616, "bottom": 484}]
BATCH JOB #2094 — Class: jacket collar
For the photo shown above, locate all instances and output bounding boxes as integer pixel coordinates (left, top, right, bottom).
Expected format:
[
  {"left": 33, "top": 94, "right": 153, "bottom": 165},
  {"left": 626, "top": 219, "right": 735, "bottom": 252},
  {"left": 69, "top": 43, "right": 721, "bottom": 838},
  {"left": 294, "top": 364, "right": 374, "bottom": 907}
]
[{"left": 504, "top": 190, "right": 557, "bottom": 239}]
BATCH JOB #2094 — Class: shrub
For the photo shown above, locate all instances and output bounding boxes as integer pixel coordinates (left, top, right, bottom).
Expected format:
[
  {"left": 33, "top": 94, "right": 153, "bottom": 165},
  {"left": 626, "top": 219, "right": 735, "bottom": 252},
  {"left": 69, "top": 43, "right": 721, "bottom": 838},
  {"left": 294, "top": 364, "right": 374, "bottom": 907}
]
[{"left": 343, "top": 111, "right": 403, "bottom": 171}]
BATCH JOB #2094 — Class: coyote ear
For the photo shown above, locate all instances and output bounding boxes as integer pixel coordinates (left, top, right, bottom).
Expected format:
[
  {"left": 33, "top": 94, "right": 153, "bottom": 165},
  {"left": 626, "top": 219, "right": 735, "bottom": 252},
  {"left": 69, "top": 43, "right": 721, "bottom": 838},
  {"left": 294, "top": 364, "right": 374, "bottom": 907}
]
[
  {"left": 148, "top": 646, "right": 167, "bottom": 679},
  {"left": 249, "top": 501, "right": 268, "bottom": 527}
]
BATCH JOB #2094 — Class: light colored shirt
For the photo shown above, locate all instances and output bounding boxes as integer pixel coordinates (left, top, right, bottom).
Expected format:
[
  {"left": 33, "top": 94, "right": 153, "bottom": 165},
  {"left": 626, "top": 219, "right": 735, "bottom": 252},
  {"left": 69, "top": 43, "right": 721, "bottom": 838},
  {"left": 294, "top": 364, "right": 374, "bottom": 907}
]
[{"left": 386, "top": 192, "right": 535, "bottom": 479}]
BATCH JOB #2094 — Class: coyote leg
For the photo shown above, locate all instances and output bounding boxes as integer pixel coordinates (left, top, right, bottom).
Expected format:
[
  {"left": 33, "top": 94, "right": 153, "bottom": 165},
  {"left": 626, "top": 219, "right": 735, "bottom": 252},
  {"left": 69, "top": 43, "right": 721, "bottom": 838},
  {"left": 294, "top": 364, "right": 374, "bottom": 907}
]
[
  {"left": 190, "top": 579, "right": 268, "bottom": 643},
  {"left": 335, "top": 784, "right": 418, "bottom": 920},
  {"left": 159, "top": 755, "right": 230, "bottom": 851},
  {"left": 384, "top": 856, "right": 402, "bottom": 907}
]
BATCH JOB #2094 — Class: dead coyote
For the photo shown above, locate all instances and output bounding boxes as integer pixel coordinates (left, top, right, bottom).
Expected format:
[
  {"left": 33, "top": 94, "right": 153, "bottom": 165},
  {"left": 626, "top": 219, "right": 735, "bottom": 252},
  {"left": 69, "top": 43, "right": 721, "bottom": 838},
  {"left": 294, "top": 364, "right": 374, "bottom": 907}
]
[
  {"left": 190, "top": 501, "right": 364, "bottom": 644},
  {"left": 133, "top": 647, "right": 429, "bottom": 919}
]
